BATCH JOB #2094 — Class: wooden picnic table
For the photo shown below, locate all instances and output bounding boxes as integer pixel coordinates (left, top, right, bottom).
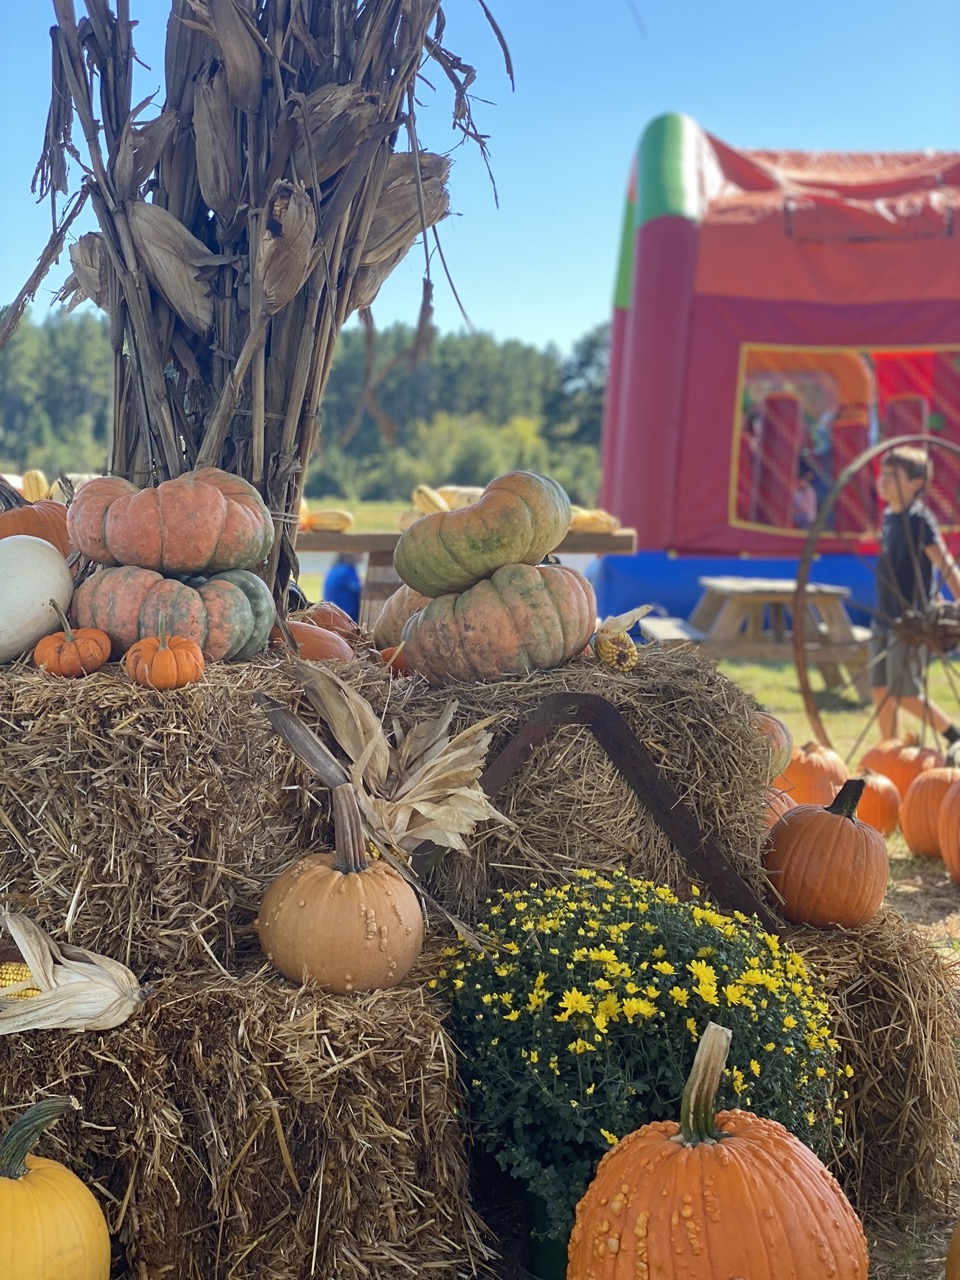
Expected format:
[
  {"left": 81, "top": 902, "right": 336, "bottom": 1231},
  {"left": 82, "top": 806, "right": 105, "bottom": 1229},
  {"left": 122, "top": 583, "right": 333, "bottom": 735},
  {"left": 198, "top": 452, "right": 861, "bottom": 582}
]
[
  {"left": 296, "top": 526, "right": 638, "bottom": 631},
  {"left": 638, "top": 574, "right": 872, "bottom": 701}
]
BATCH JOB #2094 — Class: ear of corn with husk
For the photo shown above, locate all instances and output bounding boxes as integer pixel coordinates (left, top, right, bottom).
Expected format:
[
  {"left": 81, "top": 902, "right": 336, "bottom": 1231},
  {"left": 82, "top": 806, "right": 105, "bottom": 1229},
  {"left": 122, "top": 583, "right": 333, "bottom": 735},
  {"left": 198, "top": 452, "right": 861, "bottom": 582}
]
[
  {"left": 292, "top": 82, "right": 385, "bottom": 185},
  {"left": 0, "top": 912, "right": 151, "bottom": 1034},
  {"left": 127, "top": 201, "right": 223, "bottom": 335},
  {"left": 193, "top": 60, "right": 242, "bottom": 222},
  {"left": 256, "top": 181, "right": 318, "bottom": 316},
  {"left": 594, "top": 606, "right": 654, "bottom": 673}
]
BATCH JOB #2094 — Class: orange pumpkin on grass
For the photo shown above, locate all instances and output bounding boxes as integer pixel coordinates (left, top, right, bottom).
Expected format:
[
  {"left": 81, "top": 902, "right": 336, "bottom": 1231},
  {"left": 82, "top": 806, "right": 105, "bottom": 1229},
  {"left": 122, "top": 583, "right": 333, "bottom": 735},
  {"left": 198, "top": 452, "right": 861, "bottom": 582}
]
[
  {"left": 853, "top": 769, "right": 901, "bottom": 837},
  {"left": 899, "top": 766, "right": 960, "bottom": 859},
  {"left": 858, "top": 735, "right": 944, "bottom": 799},
  {"left": 939, "top": 781, "right": 960, "bottom": 883},
  {"left": 773, "top": 740, "right": 848, "bottom": 806}
]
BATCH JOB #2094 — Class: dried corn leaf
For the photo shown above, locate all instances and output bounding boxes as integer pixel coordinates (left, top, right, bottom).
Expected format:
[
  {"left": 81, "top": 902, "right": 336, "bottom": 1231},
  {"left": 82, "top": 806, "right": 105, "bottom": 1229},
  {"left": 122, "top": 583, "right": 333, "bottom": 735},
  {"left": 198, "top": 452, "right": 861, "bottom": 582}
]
[
  {"left": 292, "top": 660, "right": 390, "bottom": 793},
  {"left": 64, "top": 232, "right": 112, "bottom": 312},
  {"left": 183, "top": 0, "right": 264, "bottom": 112},
  {"left": 0, "top": 912, "right": 150, "bottom": 1034},
  {"left": 291, "top": 82, "right": 384, "bottom": 186},
  {"left": 127, "top": 201, "right": 222, "bottom": 334}
]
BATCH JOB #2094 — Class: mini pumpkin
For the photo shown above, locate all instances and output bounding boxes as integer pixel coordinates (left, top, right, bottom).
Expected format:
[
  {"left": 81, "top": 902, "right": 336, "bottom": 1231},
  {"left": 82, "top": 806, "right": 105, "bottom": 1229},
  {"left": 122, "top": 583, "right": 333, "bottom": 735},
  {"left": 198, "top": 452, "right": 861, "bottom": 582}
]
[
  {"left": 33, "top": 599, "right": 111, "bottom": 677},
  {"left": 763, "top": 777, "right": 889, "bottom": 928},
  {"left": 124, "top": 614, "right": 205, "bottom": 689},
  {"left": 567, "top": 1021, "right": 868, "bottom": 1280},
  {"left": 393, "top": 470, "right": 571, "bottom": 597},
  {"left": 0, "top": 1095, "right": 110, "bottom": 1280},
  {"left": 256, "top": 783, "right": 424, "bottom": 993}
]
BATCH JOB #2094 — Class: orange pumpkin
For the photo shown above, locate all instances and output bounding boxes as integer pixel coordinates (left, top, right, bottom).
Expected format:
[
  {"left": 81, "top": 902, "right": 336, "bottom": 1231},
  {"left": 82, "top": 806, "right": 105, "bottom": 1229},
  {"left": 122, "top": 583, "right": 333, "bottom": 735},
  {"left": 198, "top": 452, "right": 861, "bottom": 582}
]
[
  {"left": 393, "top": 470, "right": 571, "bottom": 596},
  {"left": 939, "top": 782, "right": 960, "bottom": 883},
  {"left": 299, "top": 600, "right": 361, "bottom": 641},
  {"left": 853, "top": 769, "right": 901, "bottom": 837},
  {"left": 899, "top": 766, "right": 960, "bottom": 859},
  {"left": 763, "top": 777, "right": 889, "bottom": 927},
  {"left": 66, "top": 467, "right": 274, "bottom": 574},
  {"left": 124, "top": 616, "right": 205, "bottom": 689},
  {"left": 773, "top": 741, "right": 849, "bottom": 806},
  {"left": 269, "top": 619, "right": 354, "bottom": 661},
  {"left": 0, "top": 499, "right": 72, "bottom": 559},
  {"left": 256, "top": 784, "right": 424, "bottom": 993},
  {"left": 33, "top": 599, "right": 111, "bottom": 677},
  {"left": 371, "top": 583, "right": 430, "bottom": 649},
  {"left": 400, "top": 562, "right": 596, "bottom": 686},
  {"left": 379, "top": 645, "right": 408, "bottom": 676},
  {"left": 858, "top": 735, "right": 944, "bottom": 799},
  {"left": 948, "top": 1218, "right": 960, "bottom": 1280},
  {"left": 568, "top": 1021, "right": 868, "bottom": 1280},
  {"left": 763, "top": 786, "right": 797, "bottom": 828}
]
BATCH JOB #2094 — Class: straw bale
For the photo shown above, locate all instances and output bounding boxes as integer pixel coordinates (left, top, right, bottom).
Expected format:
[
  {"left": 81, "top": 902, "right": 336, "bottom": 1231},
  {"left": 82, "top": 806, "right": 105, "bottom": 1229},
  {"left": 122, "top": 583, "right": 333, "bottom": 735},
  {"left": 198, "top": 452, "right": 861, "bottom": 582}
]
[
  {"left": 0, "top": 648, "right": 773, "bottom": 976},
  {"left": 0, "top": 952, "right": 495, "bottom": 1280},
  {"left": 789, "top": 908, "right": 960, "bottom": 1213}
]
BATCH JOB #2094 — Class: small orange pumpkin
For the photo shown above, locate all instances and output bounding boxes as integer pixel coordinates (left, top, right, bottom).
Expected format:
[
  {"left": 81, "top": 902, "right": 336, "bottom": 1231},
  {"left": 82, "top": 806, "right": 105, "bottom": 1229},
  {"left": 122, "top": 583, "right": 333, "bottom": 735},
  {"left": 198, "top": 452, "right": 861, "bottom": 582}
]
[
  {"left": 858, "top": 735, "right": 944, "bottom": 799},
  {"left": 763, "top": 777, "right": 889, "bottom": 927},
  {"left": 773, "top": 741, "right": 849, "bottom": 806},
  {"left": 33, "top": 599, "right": 111, "bottom": 677},
  {"left": 124, "top": 614, "right": 205, "bottom": 689},
  {"left": 379, "top": 645, "right": 408, "bottom": 676},
  {"left": 899, "top": 766, "right": 960, "bottom": 859},
  {"left": 270, "top": 620, "right": 354, "bottom": 662},
  {"left": 853, "top": 769, "right": 901, "bottom": 837}
]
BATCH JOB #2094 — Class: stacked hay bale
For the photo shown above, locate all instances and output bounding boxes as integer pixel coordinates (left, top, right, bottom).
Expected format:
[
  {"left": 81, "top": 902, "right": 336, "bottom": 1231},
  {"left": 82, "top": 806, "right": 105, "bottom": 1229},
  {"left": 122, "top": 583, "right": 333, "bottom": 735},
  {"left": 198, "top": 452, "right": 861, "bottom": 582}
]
[{"left": 1, "top": 644, "right": 958, "bottom": 1277}]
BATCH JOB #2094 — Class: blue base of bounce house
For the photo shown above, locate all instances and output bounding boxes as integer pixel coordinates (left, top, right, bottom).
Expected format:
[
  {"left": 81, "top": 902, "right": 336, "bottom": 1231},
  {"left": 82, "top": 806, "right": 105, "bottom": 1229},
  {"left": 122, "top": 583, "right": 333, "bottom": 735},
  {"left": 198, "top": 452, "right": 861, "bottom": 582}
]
[{"left": 586, "top": 552, "right": 878, "bottom": 631}]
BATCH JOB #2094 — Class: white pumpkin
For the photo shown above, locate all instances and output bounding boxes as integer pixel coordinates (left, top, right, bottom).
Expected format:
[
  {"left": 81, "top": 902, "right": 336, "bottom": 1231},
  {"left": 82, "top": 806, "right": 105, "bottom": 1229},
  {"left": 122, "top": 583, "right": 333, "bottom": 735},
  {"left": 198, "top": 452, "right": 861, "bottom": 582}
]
[{"left": 0, "top": 535, "right": 74, "bottom": 663}]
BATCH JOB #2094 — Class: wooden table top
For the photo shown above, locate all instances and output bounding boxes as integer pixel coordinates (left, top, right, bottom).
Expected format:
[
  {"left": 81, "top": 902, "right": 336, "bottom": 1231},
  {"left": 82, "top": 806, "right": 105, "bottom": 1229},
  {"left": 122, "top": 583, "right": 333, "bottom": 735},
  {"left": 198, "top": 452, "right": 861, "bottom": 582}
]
[
  {"left": 696, "top": 575, "right": 851, "bottom": 599},
  {"left": 297, "top": 527, "right": 638, "bottom": 555}
]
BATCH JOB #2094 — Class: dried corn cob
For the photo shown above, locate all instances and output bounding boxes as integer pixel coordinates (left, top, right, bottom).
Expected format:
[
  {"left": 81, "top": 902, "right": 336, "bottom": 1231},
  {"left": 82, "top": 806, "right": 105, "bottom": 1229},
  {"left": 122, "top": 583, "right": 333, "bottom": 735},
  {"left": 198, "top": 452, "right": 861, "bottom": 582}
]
[{"left": 0, "top": 961, "right": 40, "bottom": 999}]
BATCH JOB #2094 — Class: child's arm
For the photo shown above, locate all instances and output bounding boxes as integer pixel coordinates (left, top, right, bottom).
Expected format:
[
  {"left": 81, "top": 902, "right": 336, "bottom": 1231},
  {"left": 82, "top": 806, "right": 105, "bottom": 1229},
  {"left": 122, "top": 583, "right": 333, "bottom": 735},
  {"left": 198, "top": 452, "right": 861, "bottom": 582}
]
[{"left": 926, "top": 539, "right": 960, "bottom": 599}]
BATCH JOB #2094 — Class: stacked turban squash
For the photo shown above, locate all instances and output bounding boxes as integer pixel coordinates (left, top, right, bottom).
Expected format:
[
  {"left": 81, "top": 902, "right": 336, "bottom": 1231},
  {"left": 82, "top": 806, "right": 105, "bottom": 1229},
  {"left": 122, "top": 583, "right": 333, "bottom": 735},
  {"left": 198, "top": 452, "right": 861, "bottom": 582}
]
[
  {"left": 67, "top": 468, "right": 277, "bottom": 665},
  {"left": 380, "top": 470, "right": 596, "bottom": 685}
]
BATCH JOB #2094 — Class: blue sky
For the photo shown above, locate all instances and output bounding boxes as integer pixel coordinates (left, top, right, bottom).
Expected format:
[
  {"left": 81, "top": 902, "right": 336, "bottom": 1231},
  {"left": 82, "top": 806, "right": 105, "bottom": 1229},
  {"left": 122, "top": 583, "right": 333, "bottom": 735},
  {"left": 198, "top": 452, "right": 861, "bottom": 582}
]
[{"left": 2, "top": 2, "right": 959, "bottom": 355}]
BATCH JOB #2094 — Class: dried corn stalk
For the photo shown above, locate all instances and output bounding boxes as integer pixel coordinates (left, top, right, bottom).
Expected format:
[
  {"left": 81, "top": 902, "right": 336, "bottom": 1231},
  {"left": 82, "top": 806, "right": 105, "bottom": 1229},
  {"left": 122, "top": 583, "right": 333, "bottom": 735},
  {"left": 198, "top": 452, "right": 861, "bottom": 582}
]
[{"left": 0, "top": 912, "right": 151, "bottom": 1034}]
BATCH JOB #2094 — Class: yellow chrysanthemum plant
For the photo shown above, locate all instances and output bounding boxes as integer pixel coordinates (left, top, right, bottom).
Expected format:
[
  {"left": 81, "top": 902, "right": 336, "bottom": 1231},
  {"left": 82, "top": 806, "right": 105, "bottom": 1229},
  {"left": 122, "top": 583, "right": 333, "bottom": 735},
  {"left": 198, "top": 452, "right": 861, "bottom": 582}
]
[{"left": 434, "top": 867, "right": 847, "bottom": 1244}]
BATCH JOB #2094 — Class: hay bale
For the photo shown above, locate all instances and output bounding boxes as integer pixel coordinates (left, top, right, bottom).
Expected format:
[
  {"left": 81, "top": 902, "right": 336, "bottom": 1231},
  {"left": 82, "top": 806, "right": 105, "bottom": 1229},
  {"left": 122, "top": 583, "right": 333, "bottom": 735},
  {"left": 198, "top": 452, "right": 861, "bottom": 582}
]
[
  {"left": 0, "top": 649, "right": 773, "bottom": 972},
  {"left": 790, "top": 908, "right": 960, "bottom": 1213},
  {"left": 0, "top": 952, "right": 495, "bottom": 1280}
]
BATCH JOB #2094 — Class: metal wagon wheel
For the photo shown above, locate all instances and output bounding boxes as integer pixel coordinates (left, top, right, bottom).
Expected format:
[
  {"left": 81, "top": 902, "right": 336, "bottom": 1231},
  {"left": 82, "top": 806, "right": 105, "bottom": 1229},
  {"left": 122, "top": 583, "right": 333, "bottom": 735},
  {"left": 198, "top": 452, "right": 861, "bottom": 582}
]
[{"left": 793, "top": 434, "right": 960, "bottom": 763}]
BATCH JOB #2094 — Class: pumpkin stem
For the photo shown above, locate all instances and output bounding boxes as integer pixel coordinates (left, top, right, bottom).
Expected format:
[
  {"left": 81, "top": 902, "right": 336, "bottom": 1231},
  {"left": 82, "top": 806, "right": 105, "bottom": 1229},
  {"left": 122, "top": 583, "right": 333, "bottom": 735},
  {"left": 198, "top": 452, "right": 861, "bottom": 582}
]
[
  {"left": 0, "top": 1095, "right": 77, "bottom": 1179},
  {"left": 48, "top": 597, "right": 74, "bottom": 642},
  {"left": 331, "top": 783, "right": 371, "bottom": 875},
  {"left": 676, "top": 1021, "right": 733, "bottom": 1146},
  {"left": 826, "top": 778, "right": 866, "bottom": 820}
]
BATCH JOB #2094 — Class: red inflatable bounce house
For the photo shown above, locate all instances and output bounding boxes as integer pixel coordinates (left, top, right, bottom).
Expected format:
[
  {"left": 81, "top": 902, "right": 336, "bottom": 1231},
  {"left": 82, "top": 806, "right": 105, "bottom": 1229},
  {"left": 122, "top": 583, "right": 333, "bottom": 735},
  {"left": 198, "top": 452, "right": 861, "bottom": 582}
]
[{"left": 594, "top": 113, "right": 960, "bottom": 618}]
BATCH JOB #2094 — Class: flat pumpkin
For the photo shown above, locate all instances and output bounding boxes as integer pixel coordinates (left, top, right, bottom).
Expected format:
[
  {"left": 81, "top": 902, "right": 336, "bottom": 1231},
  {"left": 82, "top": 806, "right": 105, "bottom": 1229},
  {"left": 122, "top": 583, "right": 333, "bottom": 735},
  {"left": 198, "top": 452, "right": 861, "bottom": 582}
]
[
  {"left": 66, "top": 467, "right": 274, "bottom": 574},
  {"left": 400, "top": 562, "right": 596, "bottom": 686},
  {"left": 71, "top": 565, "right": 275, "bottom": 661},
  {"left": 0, "top": 499, "right": 72, "bottom": 559},
  {"left": 392, "top": 470, "right": 571, "bottom": 597}
]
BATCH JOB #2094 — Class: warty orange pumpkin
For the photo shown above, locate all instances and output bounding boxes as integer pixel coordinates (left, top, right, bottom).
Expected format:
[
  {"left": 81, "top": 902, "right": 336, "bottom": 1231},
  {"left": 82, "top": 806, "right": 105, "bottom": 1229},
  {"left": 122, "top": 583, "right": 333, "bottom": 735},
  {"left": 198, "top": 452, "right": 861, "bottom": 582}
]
[
  {"left": 72, "top": 565, "right": 275, "bottom": 661},
  {"left": 567, "top": 1021, "right": 868, "bottom": 1280},
  {"left": 256, "top": 783, "right": 423, "bottom": 993},
  {"left": 66, "top": 466, "right": 274, "bottom": 574},
  {"left": 0, "top": 1095, "right": 111, "bottom": 1280},
  {"left": 399, "top": 562, "right": 596, "bottom": 686},
  {"left": 393, "top": 470, "right": 571, "bottom": 596},
  {"left": 763, "top": 778, "right": 889, "bottom": 928}
]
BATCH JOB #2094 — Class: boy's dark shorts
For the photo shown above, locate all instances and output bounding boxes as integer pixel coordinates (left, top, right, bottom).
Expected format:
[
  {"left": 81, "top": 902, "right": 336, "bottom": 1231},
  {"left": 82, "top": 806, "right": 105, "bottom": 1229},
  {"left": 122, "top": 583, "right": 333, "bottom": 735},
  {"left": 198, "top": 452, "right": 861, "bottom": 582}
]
[{"left": 870, "top": 631, "right": 926, "bottom": 697}]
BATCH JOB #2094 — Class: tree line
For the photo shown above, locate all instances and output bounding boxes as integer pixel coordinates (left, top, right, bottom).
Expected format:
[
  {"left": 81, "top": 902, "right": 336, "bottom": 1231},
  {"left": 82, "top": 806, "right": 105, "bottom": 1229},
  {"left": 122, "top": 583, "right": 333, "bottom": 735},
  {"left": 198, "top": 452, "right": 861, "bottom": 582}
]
[{"left": 0, "top": 309, "right": 608, "bottom": 506}]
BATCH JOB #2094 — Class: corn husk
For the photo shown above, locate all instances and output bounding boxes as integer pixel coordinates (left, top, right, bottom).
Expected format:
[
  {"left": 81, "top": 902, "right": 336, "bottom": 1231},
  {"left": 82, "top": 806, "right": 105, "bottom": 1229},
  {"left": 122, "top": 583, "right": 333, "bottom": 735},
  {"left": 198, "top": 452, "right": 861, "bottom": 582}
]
[
  {"left": 183, "top": 0, "right": 265, "bottom": 113},
  {"left": 127, "top": 201, "right": 222, "bottom": 335},
  {"left": 291, "top": 81, "right": 385, "bottom": 186},
  {"left": 359, "top": 151, "right": 451, "bottom": 267},
  {"left": 0, "top": 912, "right": 151, "bottom": 1034},
  {"left": 256, "top": 181, "right": 317, "bottom": 316},
  {"left": 193, "top": 60, "right": 241, "bottom": 221},
  {"left": 62, "top": 232, "right": 112, "bottom": 313}
]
